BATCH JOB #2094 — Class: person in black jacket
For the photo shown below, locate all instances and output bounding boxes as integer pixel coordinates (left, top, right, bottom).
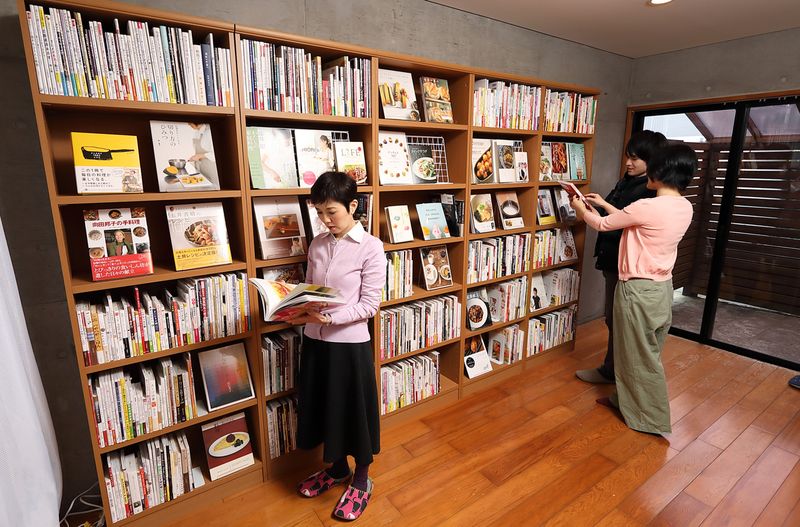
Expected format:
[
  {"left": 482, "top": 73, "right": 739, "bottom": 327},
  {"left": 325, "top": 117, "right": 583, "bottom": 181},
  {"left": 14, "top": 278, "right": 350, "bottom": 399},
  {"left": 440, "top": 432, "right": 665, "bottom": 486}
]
[{"left": 576, "top": 130, "right": 668, "bottom": 384}]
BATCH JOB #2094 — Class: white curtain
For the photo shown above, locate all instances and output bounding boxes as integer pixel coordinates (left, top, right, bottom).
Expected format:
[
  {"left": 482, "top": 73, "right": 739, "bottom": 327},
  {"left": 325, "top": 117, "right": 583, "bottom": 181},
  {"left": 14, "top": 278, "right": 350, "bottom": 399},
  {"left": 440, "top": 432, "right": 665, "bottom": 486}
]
[{"left": 0, "top": 216, "right": 62, "bottom": 526}]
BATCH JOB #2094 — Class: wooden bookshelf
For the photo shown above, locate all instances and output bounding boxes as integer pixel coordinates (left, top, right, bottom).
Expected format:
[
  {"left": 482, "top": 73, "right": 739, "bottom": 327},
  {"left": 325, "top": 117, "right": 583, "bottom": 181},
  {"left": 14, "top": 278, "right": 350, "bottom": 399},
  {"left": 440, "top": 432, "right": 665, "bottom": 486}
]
[{"left": 18, "top": 0, "right": 598, "bottom": 524}]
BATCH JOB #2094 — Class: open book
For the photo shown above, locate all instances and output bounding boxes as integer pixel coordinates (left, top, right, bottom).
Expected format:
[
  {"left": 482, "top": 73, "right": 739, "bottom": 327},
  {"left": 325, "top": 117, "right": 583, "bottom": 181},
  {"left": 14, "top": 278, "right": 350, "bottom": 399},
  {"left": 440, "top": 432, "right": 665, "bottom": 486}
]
[
  {"left": 249, "top": 278, "right": 345, "bottom": 322},
  {"left": 558, "top": 181, "right": 594, "bottom": 211}
]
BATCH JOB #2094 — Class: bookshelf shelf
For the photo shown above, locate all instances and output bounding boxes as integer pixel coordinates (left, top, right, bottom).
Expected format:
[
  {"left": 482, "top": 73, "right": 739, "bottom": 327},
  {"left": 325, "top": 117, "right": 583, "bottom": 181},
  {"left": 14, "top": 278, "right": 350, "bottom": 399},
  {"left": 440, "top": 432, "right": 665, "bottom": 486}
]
[
  {"left": 18, "top": 0, "right": 596, "bottom": 522},
  {"left": 265, "top": 388, "right": 297, "bottom": 402},
  {"left": 524, "top": 339, "right": 574, "bottom": 362},
  {"left": 528, "top": 300, "right": 579, "bottom": 318},
  {"left": 463, "top": 360, "right": 522, "bottom": 386},
  {"left": 531, "top": 259, "right": 580, "bottom": 274},
  {"left": 70, "top": 261, "right": 249, "bottom": 293}
]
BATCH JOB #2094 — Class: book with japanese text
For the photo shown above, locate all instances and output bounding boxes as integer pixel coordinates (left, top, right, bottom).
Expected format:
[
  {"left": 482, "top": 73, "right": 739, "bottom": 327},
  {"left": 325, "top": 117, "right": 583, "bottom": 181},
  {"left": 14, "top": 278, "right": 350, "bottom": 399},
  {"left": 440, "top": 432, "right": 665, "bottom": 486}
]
[
  {"left": 72, "top": 132, "right": 143, "bottom": 194},
  {"left": 83, "top": 207, "right": 153, "bottom": 281}
]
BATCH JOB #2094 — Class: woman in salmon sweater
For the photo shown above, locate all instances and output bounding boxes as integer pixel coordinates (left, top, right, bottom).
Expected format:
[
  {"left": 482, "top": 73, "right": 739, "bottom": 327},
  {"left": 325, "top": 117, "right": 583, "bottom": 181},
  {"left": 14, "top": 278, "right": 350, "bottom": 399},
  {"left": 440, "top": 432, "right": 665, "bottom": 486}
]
[{"left": 570, "top": 143, "right": 697, "bottom": 434}]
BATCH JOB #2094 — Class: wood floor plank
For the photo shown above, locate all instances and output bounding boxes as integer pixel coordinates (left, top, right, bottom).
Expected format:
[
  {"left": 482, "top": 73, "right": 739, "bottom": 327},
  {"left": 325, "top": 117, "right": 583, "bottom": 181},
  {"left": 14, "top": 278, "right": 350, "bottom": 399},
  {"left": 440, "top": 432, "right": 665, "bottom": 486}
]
[
  {"left": 752, "top": 384, "right": 800, "bottom": 435},
  {"left": 701, "top": 446, "right": 799, "bottom": 526},
  {"left": 773, "top": 408, "right": 800, "bottom": 456},
  {"left": 684, "top": 426, "right": 775, "bottom": 507},
  {"left": 648, "top": 491, "right": 712, "bottom": 527},
  {"left": 753, "top": 461, "right": 800, "bottom": 527}
]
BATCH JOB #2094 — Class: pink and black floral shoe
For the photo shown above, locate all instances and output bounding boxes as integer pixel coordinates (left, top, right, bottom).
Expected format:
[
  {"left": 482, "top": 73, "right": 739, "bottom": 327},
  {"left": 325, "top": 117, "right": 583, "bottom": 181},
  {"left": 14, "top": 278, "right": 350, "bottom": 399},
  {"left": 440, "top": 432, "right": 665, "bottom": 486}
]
[
  {"left": 297, "top": 470, "right": 351, "bottom": 498},
  {"left": 332, "top": 478, "right": 373, "bottom": 521}
]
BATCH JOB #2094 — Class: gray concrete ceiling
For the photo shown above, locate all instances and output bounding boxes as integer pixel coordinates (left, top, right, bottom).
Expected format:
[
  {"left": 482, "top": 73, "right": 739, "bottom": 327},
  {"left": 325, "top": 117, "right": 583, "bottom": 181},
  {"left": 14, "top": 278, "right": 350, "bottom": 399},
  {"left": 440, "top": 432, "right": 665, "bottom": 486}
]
[{"left": 430, "top": 0, "right": 800, "bottom": 58}]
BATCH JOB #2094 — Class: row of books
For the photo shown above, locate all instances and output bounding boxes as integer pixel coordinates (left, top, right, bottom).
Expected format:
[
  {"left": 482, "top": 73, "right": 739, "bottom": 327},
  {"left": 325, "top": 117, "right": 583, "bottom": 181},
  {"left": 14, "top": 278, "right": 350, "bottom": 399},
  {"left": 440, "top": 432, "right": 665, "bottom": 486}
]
[
  {"left": 384, "top": 243, "right": 457, "bottom": 299},
  {"left": 380, "top": 351, "right": 441, "bottom": 415},
  {"left": 240, "top": 40, "right": 371, "bottom": 117},
  {"left": 466, "top": 233, "right": 532, "bottom": 284},
  {"left": 262, "top": 331, "right": 300, "bottom": 396},
  {"left": 89, "top": 354, "right": 199, "bottom": 448},
  {"left": 379, "top": 294, "right": 461, "bottom": 360},
  {"left": 540, "top": 142, "right": 587, "bottom": 182},
  {"left": 466, "top": 277, "right": 528, "bottom": 331},
  {"left": 471, "top": 138, "right": 529, "bottom": 185},
  {"left": 531, "top": 269, "right": 580, "bottom": 311},
  {"left": 383, "top": 249, "right": 414, "bottom": 301},
  {"left": 544, "top": 90, "right": 597, "bottom": 134},
  {"left": 472, "top": 79, "right": 542, "bottom": 130},
  {"left": 75, "top": 273, "right": 250, "bottom": 365},
  {"left": 104, "top": 431, "right": 198, "bottom": 522},
  {"left": 383, "top": 196, "right": 465, "bottom": 244},
  {"left": 528, "top": 306, "right": 577, "bottom": 356},
  {"left": 533, "top": 228, "right": 578, "bottom": 269},
  {"left": 27, "top": 5, "right": 231, "bottom": 105},
  {"left": 266, "top": 396, "right": 298, "bottom": 459}
]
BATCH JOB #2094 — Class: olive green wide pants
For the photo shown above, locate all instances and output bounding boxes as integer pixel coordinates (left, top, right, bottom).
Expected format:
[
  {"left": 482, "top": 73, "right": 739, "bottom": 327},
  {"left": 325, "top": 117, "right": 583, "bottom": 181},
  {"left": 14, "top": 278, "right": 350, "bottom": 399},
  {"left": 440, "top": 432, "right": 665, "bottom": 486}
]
[{"left": 611, "top": 278, "right": 673, "bottom": 434}]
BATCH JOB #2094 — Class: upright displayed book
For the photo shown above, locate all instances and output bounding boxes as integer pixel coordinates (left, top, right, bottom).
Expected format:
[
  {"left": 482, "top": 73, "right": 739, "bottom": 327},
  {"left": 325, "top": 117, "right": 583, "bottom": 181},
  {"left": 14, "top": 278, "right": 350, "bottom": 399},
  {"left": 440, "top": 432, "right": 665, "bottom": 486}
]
[
  {"left": 249, "top": 279, "right": 345, "bottom": 321},
  {"left": 415, "top": 203, "right": 451, "bottom": 240},
  {"left": 471, "top": 138, "right": 495, "bottom": 184},
  {"left": 470, "top": 194, "right": 496, "bottom": 233},
  {"left": 530, "top": 273, "right": 551, "bottom": 311},
  {"left": 551, "top": 142, "right": 569, "bottom": 180},
  {"left": 567, "top": 143, "right": 587, "bottom": 180},
  {"left": 492, "top": 140, "right": 516, "bottom": 183},
  {"left": 294, "top": 129, "right": 337, "bottom": 188},
  {"left": 150, "top": 121, "right": 220, "bottom": 191},
  {"left": 514, "top": 152, "right": 529, "bottom": 183},
  {"left": 557, "top": 227, "right": 578, "bottom": 262},
  {"left": 536, "top": 190, "right": 557, "bottom": 226},
  {"left": 166, "top": 202, "right": 232, "bottom": 270},
  {"left": 71, "top": 132, "right": 143, "bottom": 194},
  {"left": 419, "top": 245, "right": 453, "bottom": 290},
  {"left": 333, "top": 141, "right": 368, "bottom": 185},
  {"left": 201, "top": 412, "right": 255, "bottom": 481},
  {"left": 246, "top": 127, "right": 299, "bottom": 189},
  {"left": 384, "top": 205, "right": 414, "bottom": 243},
  {"left": 378, "top": 131, "right": 412, "bottom": 185},
  {"left": 353, "top": 194, "right": 374, "bottom": 234},
  {"left": 84, "top": 208, "right": 153, "bottom": 281},
  {"left": 408, "top": 143, "right": 437, "bottom": 184},
  {"left": 378, "top": 68, "right": 420, "bottom": 121},
  {"left": 252, "top": 197, "right": 308, "bottom": 260},
  {"left": 261, "top": 264, "right": 305, "bottom": 284},
  {"left": 553, "top": 189, "right": 577, "bottom": 223},
  {"left": 540, "top": 143, "right": 554, "bottom": 181},
  {"left": 494, "top": 191, "right": 524, "bottom": 229},
  {"left": 464, "top": 335, "right": 492, "bottom": 379},
  {"left": 419, "top": 77, "right": 454, "bottom": 123},
  {"left": 197, "top": 343, "right": 255, "bottom": 412},
  {"left": 466, "top": 289, "right": 493, "bottom": 330}
]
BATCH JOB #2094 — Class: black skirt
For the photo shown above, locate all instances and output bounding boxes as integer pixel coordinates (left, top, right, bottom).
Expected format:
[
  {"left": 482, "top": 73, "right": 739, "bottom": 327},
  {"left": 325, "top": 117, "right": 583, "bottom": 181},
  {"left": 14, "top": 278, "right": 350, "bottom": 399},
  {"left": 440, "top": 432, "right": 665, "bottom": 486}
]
[{"left": 296, "top": 336, "right": 380, "bottom": 466}]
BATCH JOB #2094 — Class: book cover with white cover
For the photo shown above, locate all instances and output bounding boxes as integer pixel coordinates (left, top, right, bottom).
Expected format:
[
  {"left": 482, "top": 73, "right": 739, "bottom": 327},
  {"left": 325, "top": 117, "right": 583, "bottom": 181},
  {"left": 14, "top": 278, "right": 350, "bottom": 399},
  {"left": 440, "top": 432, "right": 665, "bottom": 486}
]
[
  {"left": 150, "top": 121, "right": 220, "bottom": 192},
  {"left": 253, "top": 197, "right": 308, "bottom": 260},
  {"left": 246, "top": 127, "right": 299, "bottom": 189},
  {"left": 294, "top": 129, "right": 336, "bottom": 188},
  {"left": 166, "top": 202, "right": 232, "bottom": 270},
  {"left": 378, "top": 68, "right": 420, "bottom": 121},
  {"left": 530, "top": 273, "right": 551, "bottom": 312},
  {"left": 492, "top": 140, "right": 516, "bottom": 183},
  {"left": 378, "top": 131, "right": 412, "bottom": 185}
]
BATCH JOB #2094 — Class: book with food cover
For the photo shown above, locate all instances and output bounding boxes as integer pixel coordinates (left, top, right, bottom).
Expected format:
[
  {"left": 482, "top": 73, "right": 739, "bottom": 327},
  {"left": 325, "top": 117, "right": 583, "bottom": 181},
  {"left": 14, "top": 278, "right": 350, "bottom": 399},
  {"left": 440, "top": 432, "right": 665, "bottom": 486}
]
[
  {"left": 419, "top": 77, "right": 454, "bottom": 124},
  {"left": 567, "top": 143, "right": 587, "bottom": 180},
  {"left": 419, "top": 245, "right": 453, "bottom": 290},
  {"left": 466, "top": 289, "right": 493, "bottom": 330},
  {"left": 384, "top": 205, "right": 414, "bottom": 243},
  {"left": 494, "top": 191, "right": 525, "bottom": 229},
  {"left": 557, "top": 227, "right": 578, "bottom": 262},
  {"left": 471, "top": 138, "right": 495, "bottom": 184},
  {"left": 540, "top": 143, "right": 554, "bottom": 181},
  {"left": 201, "top": 412, "right": 255, "bottom": 481},
  {"left": 487, "top": 330, "right": 507, "bottom": 364},
  {"left": 558, "top": 181, "right": 592, "bottom": 209},
  {"left": 197, "top": 344, "right": 255, "bottom": 412},
  {"left": 71, "top": 132, "right": 143, "bottom": 194},
  {"left": 294, "top": 129, "right": 337, "bottom": 188},
  {"left": 514, "top": 151, "right": 529, "bottom": 183},
  {"left": 470, "top": 193, "right": 496, "bottom": 233},
  {"left": 252, "top": 197, "right": 308, "bottom": 260},
  {"left": 333, "top": 141, "right": 368, "bottom": 185},
  {"left": 166, "top": 202, "right": 232, "bottom": 270},
  {"left": 551, "top": 142, "right": 568, "bottom": 180},
  {"left": 150, "top": 121, "right": 220, "bottom": 192},
  {"left": 492, "top": 140, "right": 516, "bottom": 183},
  {"left": 378, "top": 68, "right": 420, "bottom": 121},
  {"left": 246, "top": 127, "right": 299, "bottom": 189},
  {"left": 378, "top": 131, "right": 412, "bottom": 185},
  {"left": 261, "top": 264, "right": 305, "bottom": 284},
  {"left": 464, "top": 335, "right": 492, "bottom": 378},
  {"left": 249, "top": 278, "right": 345, "bottom": 322},
  {"left": 415, "top": 203, "right": 451, "bottom": 240},
  {"left": 536, "top": 189, "right": 557, "bottom": 226},
  {"left": 84, "top": 207, "right": 153, "bottom": 281},
  {"left": 408, "top": 143, "right": 437, "bottom": 184}
]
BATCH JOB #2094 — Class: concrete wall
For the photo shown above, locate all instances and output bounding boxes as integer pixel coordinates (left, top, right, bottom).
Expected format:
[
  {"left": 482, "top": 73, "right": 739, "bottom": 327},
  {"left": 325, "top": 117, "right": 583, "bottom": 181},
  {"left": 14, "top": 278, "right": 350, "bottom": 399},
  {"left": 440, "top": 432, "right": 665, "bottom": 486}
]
[{"left": 1, "top": 0, "right": 634, "bottom": 508}]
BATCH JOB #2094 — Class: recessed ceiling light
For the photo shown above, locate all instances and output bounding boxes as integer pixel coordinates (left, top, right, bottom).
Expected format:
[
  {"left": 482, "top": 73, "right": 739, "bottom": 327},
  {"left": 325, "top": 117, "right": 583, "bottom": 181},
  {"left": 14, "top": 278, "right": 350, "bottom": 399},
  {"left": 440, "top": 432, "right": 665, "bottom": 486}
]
[{"left": 648, "top": 0, "right": 673, "bottom": 5}]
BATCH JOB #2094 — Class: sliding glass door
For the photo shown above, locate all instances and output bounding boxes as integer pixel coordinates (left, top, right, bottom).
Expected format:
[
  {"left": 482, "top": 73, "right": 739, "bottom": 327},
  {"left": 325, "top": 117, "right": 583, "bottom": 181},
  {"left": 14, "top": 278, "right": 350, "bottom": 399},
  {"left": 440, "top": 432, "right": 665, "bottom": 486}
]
[{"left": 633, "top": 96, "right": 800, "bottom": 369}]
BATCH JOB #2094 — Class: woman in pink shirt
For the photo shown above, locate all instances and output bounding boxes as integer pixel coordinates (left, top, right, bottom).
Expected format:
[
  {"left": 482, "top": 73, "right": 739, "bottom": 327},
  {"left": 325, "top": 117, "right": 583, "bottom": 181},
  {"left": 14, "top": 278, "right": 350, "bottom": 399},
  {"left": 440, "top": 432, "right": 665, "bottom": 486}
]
[
  {"left": 570, "top": 144, "right": 697, "bottom": 434},
  {"left": 289, "top": 172, "right": 385, "bottom": 520}
]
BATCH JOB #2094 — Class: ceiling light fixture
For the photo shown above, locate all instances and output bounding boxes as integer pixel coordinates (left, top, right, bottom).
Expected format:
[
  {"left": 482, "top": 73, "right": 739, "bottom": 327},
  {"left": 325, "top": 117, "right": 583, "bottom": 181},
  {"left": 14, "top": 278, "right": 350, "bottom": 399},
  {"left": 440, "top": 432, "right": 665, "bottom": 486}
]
[{"left": 648, "top": 0, "right": 673, "bottom": 5}]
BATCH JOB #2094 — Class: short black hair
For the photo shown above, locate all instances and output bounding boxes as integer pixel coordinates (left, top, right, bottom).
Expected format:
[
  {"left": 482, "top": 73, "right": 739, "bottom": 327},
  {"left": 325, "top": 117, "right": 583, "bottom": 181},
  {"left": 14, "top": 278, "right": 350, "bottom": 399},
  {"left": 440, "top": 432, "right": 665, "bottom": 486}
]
[
  {"left": 309, "top": 171, "right": 356, "bottom": 208},
  {"left": 625, "top": 130, "right": 668, "bottom": 164},
  {"left": 647, "top": 144, "right": 697, "bottom": 191}
]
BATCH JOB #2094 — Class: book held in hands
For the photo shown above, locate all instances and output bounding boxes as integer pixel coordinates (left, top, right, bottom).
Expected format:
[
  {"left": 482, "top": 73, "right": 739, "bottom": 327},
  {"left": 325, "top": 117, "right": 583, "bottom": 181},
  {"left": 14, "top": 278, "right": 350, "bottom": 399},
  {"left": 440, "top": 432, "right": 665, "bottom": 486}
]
[
  {"left": 201, "top": 412, "right": 255, "bottom": 481},
  {"left": 197, "top": 343, "right": 255, "bottom": 412},
  {"left": 249, "top": 278, "right": 345, "bottom": 322},
  {"left": 166, "top": 202, "right": 232, "bottom": 270},
  {"left": 84, "top": 207, "right": 153, "bottom": 281},
  {"left": 71, "top": 132, "right": 143, "bottom": 194},
  {"left": 150, "top": 121, "right": 220, "bottom": 192}
]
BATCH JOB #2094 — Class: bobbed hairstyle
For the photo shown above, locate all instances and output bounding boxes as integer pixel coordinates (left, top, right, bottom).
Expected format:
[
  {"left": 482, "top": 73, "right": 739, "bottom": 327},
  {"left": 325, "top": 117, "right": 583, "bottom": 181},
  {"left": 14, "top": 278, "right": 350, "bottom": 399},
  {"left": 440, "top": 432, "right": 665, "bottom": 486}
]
[
  {"left": 646, "top": 143, "right": 697, "bottom": 192},
  {"left": 625, "top": 130, "right": 668, "bottom": 164},
  {"left": 309, "top": 171, "right": 357, "bottom": 209}
]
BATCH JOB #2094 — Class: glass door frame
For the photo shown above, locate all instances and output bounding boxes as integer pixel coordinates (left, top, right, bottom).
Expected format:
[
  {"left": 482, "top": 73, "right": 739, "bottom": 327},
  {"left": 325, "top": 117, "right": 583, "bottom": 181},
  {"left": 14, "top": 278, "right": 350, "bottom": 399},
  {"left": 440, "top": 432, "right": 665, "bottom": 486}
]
[{"left": 629, "top": 93, "right": 800, "bottom": 371}]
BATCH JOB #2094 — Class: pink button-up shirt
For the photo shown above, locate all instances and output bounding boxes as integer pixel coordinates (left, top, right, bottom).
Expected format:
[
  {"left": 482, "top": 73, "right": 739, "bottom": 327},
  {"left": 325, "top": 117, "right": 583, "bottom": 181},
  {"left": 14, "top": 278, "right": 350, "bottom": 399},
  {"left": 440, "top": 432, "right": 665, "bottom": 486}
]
[{"left": 303, "top": 222, "right": 386, "bottom": 343}]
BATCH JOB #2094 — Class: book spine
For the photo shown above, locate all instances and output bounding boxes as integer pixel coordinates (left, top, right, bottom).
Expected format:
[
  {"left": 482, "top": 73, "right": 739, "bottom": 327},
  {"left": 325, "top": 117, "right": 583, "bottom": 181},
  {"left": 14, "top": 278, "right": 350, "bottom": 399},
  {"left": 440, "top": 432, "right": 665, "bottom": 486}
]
[{"left": 200, "top": 43, "right": 215, "bottom": 106}]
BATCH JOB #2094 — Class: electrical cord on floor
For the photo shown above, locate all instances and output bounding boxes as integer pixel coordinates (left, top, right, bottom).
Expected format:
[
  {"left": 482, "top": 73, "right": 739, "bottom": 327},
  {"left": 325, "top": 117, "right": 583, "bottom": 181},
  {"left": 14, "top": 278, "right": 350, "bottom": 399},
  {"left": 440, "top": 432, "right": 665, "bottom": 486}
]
[{"left": 59, "top": 481, "right": 105, "bottom": 527}]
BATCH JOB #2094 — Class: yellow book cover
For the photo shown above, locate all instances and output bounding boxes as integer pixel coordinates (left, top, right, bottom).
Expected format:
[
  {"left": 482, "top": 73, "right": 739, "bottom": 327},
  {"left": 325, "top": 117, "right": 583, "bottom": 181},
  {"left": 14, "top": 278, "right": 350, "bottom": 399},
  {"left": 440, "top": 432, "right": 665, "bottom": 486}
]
[
  {"left": 71, "top": 132, "right": 143, "bottom": 194},
  {"left": 166, "top": 202, "right": 232, "bottom": 271}
]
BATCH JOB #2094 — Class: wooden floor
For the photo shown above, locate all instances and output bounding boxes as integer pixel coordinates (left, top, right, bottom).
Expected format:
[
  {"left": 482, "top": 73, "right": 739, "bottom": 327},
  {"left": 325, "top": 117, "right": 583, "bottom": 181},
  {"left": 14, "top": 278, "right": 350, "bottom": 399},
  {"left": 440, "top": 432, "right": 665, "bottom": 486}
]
[{"left": 169, "top": 319, "right": 800, "bottom": 527}]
